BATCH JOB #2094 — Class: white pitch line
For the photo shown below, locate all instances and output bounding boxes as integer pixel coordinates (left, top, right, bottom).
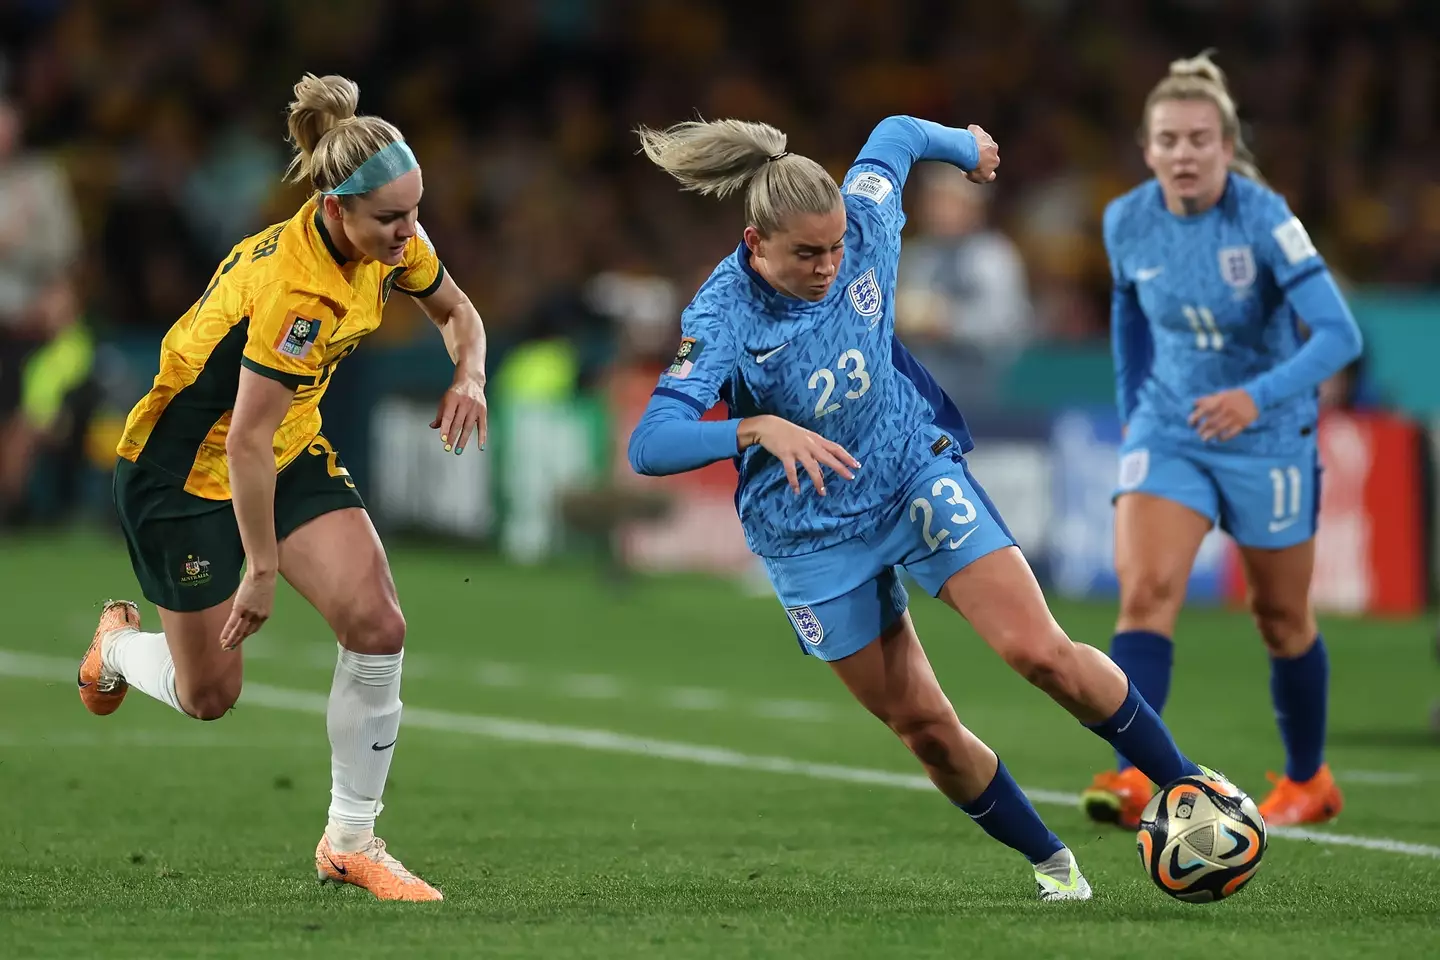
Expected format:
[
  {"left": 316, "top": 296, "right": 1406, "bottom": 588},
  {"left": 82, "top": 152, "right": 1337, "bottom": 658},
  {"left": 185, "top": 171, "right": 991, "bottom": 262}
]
[
  {"left": 1336, "top": 770, "right": 1429, "bottom": 786},
  {"left": 3, "top": 649, "right": 1437, "bottom": 861}
]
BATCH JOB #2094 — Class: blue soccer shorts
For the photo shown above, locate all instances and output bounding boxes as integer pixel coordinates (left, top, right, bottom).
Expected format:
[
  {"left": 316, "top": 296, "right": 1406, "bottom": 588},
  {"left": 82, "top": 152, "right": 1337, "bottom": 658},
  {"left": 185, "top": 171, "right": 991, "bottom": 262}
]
[
  {"left": 1113, "top": 434, "right": 1321, "bottom": 550},
  {"left": 761, "top": 454, "right": 1018, "bottom": 662}
]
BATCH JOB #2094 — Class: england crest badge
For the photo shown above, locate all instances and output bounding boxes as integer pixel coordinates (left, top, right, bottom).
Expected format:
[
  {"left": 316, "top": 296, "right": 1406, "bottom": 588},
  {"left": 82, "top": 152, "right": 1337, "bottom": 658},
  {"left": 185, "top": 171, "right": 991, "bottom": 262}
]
[
  {"left": 786, "top": 605, "right": 825, "bottom": 646},
  {"left": 1217, "top": 246, "right": 1256, "bottom": 296},
  {"left": 848, "top": 267, "right": 882, "bottom": 320}
]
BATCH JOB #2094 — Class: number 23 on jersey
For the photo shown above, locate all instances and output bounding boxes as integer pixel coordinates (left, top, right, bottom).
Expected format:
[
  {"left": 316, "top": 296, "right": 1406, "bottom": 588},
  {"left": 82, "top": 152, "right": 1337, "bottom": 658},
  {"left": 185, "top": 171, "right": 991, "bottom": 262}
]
[{"left": 807, "top": 347, "right": 871, "bottom": 418}]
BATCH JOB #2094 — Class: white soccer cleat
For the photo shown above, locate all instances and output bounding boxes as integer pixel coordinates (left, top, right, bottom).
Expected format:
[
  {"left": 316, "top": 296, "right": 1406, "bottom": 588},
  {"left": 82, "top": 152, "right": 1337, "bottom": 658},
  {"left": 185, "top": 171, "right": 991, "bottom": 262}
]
[{"left": 1034, "top": 847, "right": 1093, "bottom": 902}]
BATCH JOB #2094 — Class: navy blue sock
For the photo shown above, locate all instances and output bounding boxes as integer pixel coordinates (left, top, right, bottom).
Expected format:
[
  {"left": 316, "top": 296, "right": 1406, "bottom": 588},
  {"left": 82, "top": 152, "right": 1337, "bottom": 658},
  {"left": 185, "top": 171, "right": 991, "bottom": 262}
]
[
  {"left": 957, "top": 759, "right": 1065, "bottom": 865},
  {"left": 1108, "top": 631, "right": 1174, "bottom": 771},
  {"left": 1085, "top": 680, "right": 1201, "bottom": 787},
  {"left": 1270, "top": 634, "right": 1329, "bottom": 782}
]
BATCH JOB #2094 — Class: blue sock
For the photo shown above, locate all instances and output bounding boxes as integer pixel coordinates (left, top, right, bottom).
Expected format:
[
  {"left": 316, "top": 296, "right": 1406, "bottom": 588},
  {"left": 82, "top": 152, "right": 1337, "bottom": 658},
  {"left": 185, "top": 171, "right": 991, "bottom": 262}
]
[
  {"left": 1108, "top": 631, "right": 1174, "bottom": 771},
  {"left": 1270, "top": 634, "right": 1329, "bottom": 782},
  {"left": 1085, "top": 680, "right": 1201, "bottom": 787},
  {"left": 957, "top": 759, "right": 1065, "bottom": 865}
]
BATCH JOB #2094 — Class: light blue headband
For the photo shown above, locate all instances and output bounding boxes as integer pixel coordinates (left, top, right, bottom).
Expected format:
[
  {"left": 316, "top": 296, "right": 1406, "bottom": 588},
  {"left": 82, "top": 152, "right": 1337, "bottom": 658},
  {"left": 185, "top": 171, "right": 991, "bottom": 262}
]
[{"left": 323, "top": 140, "right": 417, "bottom": 196}]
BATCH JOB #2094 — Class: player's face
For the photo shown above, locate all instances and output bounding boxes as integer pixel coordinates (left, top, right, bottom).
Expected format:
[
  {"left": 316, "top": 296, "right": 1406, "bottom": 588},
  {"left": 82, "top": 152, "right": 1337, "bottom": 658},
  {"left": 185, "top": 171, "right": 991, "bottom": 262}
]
[
  {"left": 342, "top": 168, "right": 424, "bottom": 265},
  {"left": 746, "top": 207, "right": 847, "bottom": 302},
  {"left": 1144, "top": 99, "right": 1234, "bottom": 210}
]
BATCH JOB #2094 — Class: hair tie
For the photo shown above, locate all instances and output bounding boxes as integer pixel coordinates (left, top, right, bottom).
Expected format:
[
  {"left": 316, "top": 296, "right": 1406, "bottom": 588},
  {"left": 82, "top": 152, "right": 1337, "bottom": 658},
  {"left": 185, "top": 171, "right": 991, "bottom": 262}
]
[{"left": 766, "top": 151, "right": 791, "bottom": 163}]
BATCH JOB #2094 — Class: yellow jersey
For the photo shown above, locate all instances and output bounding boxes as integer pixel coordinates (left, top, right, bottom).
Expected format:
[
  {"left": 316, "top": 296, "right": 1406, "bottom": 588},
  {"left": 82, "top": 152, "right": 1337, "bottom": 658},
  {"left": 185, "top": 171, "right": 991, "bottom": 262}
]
[{"left": 117, "top": 196, "right": 444, "bottom": 500}]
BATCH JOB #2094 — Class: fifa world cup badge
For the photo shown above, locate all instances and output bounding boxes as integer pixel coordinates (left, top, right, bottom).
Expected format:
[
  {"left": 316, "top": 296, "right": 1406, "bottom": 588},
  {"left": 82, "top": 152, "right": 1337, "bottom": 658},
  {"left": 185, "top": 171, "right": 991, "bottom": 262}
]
[
  {"left": 278, "top": 316, "right": 321, "bottom": 359},
  {"left": 667, "top": 337, "right": 704, "bottom": 379}
]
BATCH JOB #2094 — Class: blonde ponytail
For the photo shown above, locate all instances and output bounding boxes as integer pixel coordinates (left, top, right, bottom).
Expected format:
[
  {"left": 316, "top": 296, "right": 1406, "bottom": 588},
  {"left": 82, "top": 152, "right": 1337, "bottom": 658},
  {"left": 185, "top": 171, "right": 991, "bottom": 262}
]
[
  {"left": 636, "top": 118, "right": 840, "bottom": 235},
  {"left": 284, "top": 73, "right": 405, "bottom": 195}
]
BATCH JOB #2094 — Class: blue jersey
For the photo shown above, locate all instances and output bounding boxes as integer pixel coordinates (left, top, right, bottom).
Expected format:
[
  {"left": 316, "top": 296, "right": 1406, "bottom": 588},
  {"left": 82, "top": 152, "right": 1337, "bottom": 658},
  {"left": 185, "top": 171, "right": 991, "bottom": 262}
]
[
  {"left": 1106, "top": 174, "right": 1358, "bottom": 457},
  {"left": 653, "top": 158, "right": 973, "bottom": 558}
]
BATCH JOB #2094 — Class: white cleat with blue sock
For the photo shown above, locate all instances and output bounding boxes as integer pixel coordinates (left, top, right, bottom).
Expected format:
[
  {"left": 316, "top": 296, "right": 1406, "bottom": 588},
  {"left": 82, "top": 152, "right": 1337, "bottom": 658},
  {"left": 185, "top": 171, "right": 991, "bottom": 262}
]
[{"left": 1034, "top": 847, "right": 1092, "bottom": 902}]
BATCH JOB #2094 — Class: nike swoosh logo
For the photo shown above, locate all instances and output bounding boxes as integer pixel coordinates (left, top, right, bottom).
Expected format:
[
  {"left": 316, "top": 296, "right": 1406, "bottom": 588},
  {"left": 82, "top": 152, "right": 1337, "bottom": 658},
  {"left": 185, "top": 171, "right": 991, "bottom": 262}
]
[
  {"left": 946, "top": 527, "right": 978, "bottom": 550},
  {"left": 325, "top": 854, "right": 348, "bottom": 876},
  {"left": 371, "top": 739, "right": 398, "bottom": 751},
  {"left": 1115, "top": 701, "right": 1141, "bottom": 734},
  {"left": 1268, "top": 518, "right": 1298, "bottom": 533},
  {"left": 753, "top": 343, "right": 789, "bottom": 364},
  {"left": 1136, "top": 267, "right": 1164, "bottom": 282}
]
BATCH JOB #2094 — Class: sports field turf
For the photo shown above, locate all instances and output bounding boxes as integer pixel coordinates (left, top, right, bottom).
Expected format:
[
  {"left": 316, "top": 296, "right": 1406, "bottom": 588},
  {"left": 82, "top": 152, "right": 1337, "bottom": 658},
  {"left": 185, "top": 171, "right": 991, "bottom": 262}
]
[{"left": 2, "top": 530, "right": 1438, "bottom": 958}]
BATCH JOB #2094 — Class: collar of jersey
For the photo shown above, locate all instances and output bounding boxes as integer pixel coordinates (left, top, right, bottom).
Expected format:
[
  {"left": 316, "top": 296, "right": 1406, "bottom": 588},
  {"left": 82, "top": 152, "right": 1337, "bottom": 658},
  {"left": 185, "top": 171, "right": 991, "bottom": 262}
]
[
  {"left": 313, "top": 207, "right": 350, "bottom": 267},
  {"left": 733, "top": 241, "right": 826, "bottom": 314},
  {"left": 1152, "top": 173, "right": 1239, "bottom": 223}
]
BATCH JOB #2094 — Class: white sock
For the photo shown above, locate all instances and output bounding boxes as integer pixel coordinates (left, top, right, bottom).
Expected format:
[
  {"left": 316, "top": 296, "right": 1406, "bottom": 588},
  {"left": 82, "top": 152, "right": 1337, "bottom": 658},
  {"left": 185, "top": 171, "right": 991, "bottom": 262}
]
[
  {"left": 103, "top": 628, "right": 186, "bottom": 715},
  {"left": 326, "top": 644, "right": 404, "bottom": 850}
]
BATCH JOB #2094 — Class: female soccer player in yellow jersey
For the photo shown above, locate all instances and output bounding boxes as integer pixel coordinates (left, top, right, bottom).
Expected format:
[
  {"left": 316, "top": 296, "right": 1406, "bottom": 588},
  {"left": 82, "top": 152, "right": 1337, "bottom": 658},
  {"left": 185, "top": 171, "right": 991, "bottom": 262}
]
[{"left": 75, "top": 74, "right": 488, "bottom": 902}]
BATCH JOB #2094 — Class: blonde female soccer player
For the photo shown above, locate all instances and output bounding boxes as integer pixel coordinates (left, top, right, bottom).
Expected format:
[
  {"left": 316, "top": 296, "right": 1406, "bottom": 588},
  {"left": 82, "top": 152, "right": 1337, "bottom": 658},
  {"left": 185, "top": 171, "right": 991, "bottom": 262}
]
[
  {"left": 1082, "top": 52, "right": 1361, "bottom": 829},
  {"left": 628, "top": 114, "right": 1227, "bottom": 900},
  {"left": 76, "top": 74, "right": 488, "bottom": 901}
]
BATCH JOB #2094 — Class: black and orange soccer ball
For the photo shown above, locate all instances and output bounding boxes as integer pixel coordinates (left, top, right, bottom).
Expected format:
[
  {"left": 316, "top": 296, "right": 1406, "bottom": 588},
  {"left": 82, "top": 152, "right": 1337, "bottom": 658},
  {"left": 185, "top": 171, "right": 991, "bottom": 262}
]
[{"left": 1136, "top": 771, "right": 1267, "bottom": 903}]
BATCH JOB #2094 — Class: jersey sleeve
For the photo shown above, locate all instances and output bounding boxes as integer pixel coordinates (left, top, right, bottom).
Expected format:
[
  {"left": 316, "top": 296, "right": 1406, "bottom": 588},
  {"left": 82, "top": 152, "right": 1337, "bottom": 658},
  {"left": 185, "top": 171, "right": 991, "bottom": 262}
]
[
  {"left": 1250, "top": 190, "right": 1325, "bottom": 291},
  {"left": 651, "top": 305, "right": 740, "bottom": 415},
  {"left": 1104, "top": 199, "right": 1152, "bottom": 421},
  {"left": 841, "top": 162, "right": 906, "bottom": 247},
  {"left": 1102, "top": 200, "right": 1132, "bottom": 290},
  {"left": 395, "top": 221, "right": 446, "bottom": 298},
  {"left": 241, "top": 281, "right": 339, "bottom": 389}
]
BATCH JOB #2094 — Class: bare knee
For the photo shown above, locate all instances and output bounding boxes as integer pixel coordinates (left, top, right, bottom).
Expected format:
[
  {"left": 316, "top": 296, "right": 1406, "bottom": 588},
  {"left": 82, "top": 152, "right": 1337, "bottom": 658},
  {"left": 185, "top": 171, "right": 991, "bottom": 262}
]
[
  {"left": 888, "top": 711, "right": 961, "bottom": 772},
  {"left": 338, "top": 603, "right": 406, "bottom": 655},
  {"left": 1117, "top": 568, "right": 1187, "bottom": 630},
  {"left": 180, "top": 680, "right": 241, "bottom": 721},
  {"left": 1003, "top": 628, "right": 1077, "bottom": 694},
  {"left": 1249, "top": 595, "right": 1315, "bottom": 658}
]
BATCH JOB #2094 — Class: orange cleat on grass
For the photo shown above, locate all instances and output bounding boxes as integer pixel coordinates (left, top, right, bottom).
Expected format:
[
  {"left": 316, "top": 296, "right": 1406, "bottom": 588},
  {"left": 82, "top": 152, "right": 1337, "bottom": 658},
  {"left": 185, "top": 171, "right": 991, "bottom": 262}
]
[
  {"left": 1258, "top": 763, "right": 1344, "bottom": 826},
  {"left": 1081, "top": 767, "right": 1153, "bottom": 829},
  {"left": 316, "top": 834, "right": 443, "bottom": 902},
  {"left": 77, "top": 600, "right": 139, "bottom": 716}
]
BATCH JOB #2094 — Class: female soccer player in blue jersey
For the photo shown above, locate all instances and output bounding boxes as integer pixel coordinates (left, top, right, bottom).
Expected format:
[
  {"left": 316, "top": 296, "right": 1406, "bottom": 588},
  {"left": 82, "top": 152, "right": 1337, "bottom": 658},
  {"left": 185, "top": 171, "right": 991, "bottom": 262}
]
[
  {"left": 628, "top": 115, "right": 1224, "bottom": 901},
  {"left": 1082, "top": 52, "right": 1362, "bottom": 829}
]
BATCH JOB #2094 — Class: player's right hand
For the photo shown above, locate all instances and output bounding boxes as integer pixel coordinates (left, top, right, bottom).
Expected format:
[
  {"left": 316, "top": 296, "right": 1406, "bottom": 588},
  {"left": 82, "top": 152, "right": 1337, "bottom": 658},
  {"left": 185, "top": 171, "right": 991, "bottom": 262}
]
[
  {"left": 738, "top": 415, "right": 860, "bottom": 497},
  {"left": 966, "top": 124, "right": 999, "bottom": 184},
  {"left": 219, "top": 569, "right": 276, "bottom": 650}
]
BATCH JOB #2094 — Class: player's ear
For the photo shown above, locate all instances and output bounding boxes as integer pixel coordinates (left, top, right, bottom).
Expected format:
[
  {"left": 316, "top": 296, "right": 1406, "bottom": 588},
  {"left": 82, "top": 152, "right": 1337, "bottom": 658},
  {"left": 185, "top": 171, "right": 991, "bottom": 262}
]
[{"left": 742, "top": 224, "right": 764, "bottom": 256}]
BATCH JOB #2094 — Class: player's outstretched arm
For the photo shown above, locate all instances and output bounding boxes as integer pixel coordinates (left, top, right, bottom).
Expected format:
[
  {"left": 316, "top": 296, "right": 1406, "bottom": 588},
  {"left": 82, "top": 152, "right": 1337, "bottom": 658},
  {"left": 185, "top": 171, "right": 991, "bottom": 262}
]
[
  {"left": 854, "top": 115, "right": 998, "bottom": 189},
  {"left": 415, "top": 271, "right": 488, "bottom": 455},
  {"left": 627, "top": 393, "right": 743, "bottom": 477},
  {"left": 627, "top": 397, "right": 859, "bottom": 496},
  {"left": 220, "top": 368, "right": 294, "bottom": 649}
]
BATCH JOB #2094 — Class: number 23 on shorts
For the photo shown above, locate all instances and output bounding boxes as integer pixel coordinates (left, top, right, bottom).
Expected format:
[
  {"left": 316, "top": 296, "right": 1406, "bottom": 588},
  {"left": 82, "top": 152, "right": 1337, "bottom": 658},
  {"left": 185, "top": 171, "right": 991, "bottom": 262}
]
[{"left": 909, "top": 476, "right": 978, "bottom": 552}]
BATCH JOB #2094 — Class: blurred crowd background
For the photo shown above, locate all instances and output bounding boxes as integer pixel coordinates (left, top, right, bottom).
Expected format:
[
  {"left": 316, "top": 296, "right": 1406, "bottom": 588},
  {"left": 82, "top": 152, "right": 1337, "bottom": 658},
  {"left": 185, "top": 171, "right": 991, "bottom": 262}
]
[{"left": 0, "top": 0, "right": 1436, "bottom": 622}]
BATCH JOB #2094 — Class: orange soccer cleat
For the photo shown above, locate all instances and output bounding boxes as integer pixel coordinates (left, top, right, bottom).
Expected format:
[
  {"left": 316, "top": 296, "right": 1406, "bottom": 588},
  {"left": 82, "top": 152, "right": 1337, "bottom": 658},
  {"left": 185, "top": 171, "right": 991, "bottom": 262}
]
[
  {"left": 1258, "top": 764, "right": 1344, "bottom": 826},
  {"left": 316, "top": 834, "right": 443, "bottom": 902},
  {"left": 1081, "top": 766, "right": 1154, "bottom": 829},
  {"left": 77, "top": 600, "right": 139, "bottom": 716}
]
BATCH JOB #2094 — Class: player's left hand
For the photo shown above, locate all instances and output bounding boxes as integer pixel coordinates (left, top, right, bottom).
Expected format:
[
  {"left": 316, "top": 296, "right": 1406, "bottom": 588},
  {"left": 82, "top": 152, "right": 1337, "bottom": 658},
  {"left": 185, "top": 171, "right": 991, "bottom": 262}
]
[
  {"left": 431, "top": 374, "right": 488, "bottom": 455},
  {"left": 966, "top": 124, "right": 999, "bottom": 184},
  {"left": 1189, "top": 388, "right": 1259, "bottom": 442}
]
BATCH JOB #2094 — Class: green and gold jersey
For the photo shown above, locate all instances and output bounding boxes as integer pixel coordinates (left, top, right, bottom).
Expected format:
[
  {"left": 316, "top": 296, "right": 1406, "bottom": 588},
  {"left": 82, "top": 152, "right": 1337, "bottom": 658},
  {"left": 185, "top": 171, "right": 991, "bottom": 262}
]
[{"left": 117, "top": 196, "right": 444, "bottom": 499}]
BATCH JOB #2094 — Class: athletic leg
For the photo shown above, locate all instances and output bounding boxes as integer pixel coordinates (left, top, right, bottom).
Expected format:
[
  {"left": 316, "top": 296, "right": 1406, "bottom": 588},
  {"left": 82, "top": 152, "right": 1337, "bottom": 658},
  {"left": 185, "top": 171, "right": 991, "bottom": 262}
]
[
  {"left": 826, "top": 607, "right": 1090, "bottom": 900},
  {"left": 277, "top": 505, "right": 440, "bottom": 902},
  {"left": 937, "top": 546, "right": 1202, "bottom": 790}
]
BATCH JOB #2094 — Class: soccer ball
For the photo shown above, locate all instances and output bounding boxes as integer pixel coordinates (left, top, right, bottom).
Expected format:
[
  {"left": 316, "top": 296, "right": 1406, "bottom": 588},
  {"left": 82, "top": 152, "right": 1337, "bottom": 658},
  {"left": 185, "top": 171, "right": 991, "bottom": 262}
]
[{"left": 1136, "top": 772, "right": 1266, "bottom": 903}]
